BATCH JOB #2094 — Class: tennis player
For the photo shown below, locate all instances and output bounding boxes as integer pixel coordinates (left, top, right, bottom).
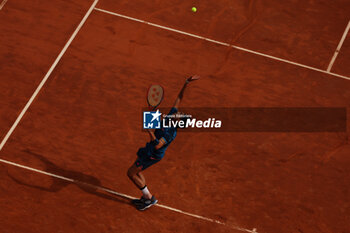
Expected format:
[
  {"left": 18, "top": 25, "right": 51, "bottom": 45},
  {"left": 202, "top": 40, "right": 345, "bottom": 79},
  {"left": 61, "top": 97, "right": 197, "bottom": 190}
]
[{"left": 127, "top": 75, "right": 200, "bottom": 210}]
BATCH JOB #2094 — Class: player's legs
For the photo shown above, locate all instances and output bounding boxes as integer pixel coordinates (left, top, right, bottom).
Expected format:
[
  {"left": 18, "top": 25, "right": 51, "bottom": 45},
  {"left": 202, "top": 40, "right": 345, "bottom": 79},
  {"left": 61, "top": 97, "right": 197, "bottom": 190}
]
[
  {"left": 127, "top": 164, "right": 144, "bottom": 188},
  {"left": 127, "top": 163, "right": 152, "bottom": 199},
  {"left": 137, "top": 172, "right": 146, "bottom": 186}
]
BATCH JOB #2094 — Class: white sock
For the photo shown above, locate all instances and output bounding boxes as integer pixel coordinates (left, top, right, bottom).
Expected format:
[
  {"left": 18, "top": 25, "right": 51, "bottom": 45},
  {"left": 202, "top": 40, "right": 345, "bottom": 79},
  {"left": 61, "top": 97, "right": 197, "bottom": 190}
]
[{"left": 141, "top": 185, "right": 151, "bottom": 198}]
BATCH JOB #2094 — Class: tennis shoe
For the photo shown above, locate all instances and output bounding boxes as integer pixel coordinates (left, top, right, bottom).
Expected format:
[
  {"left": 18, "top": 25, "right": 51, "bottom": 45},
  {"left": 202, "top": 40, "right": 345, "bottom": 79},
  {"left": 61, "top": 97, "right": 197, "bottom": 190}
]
[{"left": 134, "top": 196, "right": 158, "bottom": 211}]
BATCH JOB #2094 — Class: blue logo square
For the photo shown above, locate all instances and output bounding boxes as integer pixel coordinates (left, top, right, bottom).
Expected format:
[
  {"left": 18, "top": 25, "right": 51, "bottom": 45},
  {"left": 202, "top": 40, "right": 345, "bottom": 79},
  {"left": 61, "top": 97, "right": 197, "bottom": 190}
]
[{"left": 143, "top": 110, "right": 161, "bottom": 129}]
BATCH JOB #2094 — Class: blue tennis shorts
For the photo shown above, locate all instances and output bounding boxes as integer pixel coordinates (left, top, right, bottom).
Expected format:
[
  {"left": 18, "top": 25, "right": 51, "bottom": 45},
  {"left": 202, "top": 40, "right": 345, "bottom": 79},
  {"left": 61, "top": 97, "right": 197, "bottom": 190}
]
[{"left": 135, "top": 148, "right": 161, "bottom": 170}]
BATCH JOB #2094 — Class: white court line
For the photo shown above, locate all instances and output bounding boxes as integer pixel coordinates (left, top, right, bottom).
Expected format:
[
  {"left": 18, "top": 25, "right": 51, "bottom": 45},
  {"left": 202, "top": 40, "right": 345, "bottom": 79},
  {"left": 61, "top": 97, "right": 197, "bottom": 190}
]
[
  {"left": 0, "top": 158, "right": 258, "bottom": 233},
  {"left": 327, "top": 20, "right": 350, "bottom": 72},
  {"left": 94, "top": 7, "right": 350, "bottom": 81},
  {"left": 0, "top": 0, "right": 99, "bottom": 151},
  {"left": 0, "top": 0, "right": 8, "bottom": 10}
]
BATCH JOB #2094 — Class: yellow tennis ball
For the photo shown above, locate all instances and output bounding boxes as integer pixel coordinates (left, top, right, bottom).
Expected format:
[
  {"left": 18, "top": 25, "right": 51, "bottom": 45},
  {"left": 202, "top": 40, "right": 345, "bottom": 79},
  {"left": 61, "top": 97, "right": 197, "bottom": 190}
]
[{"left": 192, "top": 7, "right": 197, "bottom": 12}]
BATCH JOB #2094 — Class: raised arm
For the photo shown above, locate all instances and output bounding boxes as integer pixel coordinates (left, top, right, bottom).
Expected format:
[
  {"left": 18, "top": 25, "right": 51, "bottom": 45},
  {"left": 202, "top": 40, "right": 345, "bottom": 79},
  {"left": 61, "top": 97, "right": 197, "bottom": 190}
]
[{"left": 173, "top": 75, "right": 200, "bottom": 109}]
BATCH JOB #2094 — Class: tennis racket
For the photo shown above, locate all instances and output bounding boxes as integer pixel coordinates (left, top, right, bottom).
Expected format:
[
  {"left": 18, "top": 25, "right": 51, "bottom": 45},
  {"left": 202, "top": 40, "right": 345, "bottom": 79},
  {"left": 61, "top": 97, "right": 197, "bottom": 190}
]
[{"left": 147, "top": 84, "right": 164, "bottom": 110}]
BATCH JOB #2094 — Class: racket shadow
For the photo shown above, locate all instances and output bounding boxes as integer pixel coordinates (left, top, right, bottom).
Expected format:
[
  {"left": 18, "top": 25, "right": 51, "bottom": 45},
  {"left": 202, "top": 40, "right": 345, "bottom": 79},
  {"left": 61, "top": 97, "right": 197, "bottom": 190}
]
[{"left": 8, "top": 149, "right": 132, "bottom": 206}]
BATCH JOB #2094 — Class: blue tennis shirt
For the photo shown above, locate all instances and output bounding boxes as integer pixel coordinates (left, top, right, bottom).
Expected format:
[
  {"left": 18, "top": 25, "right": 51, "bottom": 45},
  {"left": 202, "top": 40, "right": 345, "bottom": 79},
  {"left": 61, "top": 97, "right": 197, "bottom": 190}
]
[{"left": 138, "top": 107, "right": 178, "bottom": 160}]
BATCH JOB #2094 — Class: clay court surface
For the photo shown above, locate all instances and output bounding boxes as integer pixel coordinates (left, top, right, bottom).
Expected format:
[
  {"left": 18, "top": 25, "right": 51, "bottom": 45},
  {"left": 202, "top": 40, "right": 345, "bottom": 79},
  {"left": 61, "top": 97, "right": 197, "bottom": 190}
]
[{"left": 1, "top": 0, "right": 350, "bottom": 232}]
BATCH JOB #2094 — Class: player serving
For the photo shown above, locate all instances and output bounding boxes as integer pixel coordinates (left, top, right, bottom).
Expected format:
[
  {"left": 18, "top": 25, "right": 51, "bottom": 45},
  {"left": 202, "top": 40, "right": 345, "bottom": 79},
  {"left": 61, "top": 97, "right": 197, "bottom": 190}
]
[{"left": 127, "top": 75, "right": 200, "bottom": 210}]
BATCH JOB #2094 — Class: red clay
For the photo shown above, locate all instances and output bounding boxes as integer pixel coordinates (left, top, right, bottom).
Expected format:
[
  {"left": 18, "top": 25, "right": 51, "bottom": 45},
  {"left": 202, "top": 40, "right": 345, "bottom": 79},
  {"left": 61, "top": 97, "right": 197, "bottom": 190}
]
[
  {"left": 0, "top": 0, "right": 349, "bottom": 233},
  {"left": 0, "top": 0, "right": 91, "bottom": 141},
  {"left": 98, "top": 0, "right": 350, "bottom": 69}
]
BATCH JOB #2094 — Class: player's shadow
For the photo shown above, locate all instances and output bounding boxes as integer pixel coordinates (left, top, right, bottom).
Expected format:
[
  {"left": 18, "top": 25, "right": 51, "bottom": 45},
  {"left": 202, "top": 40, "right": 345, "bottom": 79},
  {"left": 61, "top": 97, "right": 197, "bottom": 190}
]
[{"left": 8, "top": 149, "right": 131, "bottom": 206}]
